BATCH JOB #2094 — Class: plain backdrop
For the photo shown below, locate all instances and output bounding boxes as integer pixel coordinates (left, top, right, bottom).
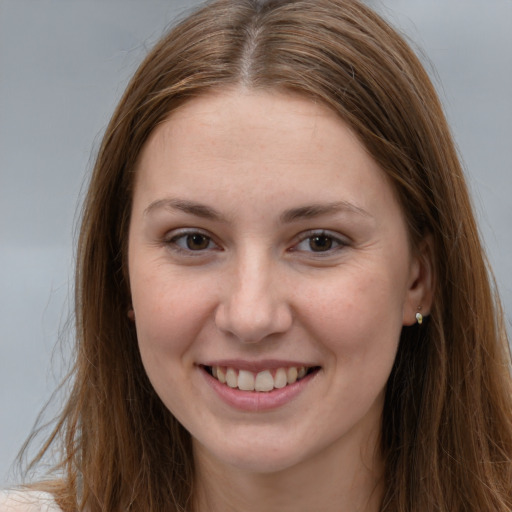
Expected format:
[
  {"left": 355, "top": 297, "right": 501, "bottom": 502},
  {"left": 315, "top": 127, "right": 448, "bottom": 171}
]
[{"left": 1, "top": 0, "right": 511, "bottom": 487}]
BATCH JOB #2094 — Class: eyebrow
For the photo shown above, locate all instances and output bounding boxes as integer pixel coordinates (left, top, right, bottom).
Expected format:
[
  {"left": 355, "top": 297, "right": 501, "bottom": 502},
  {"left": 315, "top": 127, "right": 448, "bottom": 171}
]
[
  {"left": 144, "top": 198, "right": 227, "bottom": 222},
  {"left": 280, "top": 201, "right": 372, "bottom": 223},
  {"left": 144, "top": 198, "right": 371, "bottom": 223}
]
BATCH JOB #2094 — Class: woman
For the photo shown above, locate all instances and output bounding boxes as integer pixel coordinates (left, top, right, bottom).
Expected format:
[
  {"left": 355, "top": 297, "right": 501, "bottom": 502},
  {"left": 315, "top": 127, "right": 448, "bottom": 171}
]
[{"left": 3, "top": 0, "right": 511, "bottom": 510}]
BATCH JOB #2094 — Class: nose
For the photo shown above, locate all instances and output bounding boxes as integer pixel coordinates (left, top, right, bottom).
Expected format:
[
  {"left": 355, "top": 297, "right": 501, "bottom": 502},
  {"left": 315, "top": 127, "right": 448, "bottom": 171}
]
[{"left": 214, "top": 250, "right": 293, "bottom": 343}]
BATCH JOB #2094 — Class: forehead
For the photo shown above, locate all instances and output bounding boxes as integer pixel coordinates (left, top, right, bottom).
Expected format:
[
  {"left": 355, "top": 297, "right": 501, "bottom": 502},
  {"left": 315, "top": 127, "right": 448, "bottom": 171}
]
[
  {"left": 140, "top": 89, "right": 347, "bottom": 159},
  {"left": 132, "top": 88, "right": 401, "bottom": 226},
  {"left": 137, "top": 89, "right": 376, "bottom": 177}
]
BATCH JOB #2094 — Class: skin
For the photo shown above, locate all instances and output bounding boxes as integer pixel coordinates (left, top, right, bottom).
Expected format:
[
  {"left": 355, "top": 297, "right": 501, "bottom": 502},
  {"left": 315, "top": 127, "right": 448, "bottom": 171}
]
[{"left": 128, "top": 89, "right": 432, "bottom": 512}]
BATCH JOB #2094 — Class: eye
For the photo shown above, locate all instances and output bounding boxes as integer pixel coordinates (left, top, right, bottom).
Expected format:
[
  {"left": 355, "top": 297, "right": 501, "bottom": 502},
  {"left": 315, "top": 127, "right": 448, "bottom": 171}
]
[
  {"left": 166, "top": 230, "right": 218, "bottom": 252},
  {"left": 293, "top": 230, "right": 347, "bottom": 254},
  {"left": 307, "top": 234, "right": 335, "bottom": 252}
]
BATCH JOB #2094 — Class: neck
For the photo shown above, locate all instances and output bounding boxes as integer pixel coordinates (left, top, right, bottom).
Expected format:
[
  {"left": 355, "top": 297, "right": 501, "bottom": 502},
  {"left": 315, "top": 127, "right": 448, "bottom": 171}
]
[{"left": 192, "top": 427, "right": 384, "bottom": 512}]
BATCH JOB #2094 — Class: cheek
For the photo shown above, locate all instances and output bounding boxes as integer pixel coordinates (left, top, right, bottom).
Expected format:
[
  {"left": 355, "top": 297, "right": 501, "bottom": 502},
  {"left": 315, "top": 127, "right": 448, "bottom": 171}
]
[
  {"left": 130, "top": 271, "right": 213, "bottom": 416},
  {"left": 130, "top": 266, "right": 214, "bottom": 361},
  {"left": 300, "top": 266, "right": 405, "bottom": 370},
  {"left": 301, "top": 273, "right": 403, "bottom": 427}
]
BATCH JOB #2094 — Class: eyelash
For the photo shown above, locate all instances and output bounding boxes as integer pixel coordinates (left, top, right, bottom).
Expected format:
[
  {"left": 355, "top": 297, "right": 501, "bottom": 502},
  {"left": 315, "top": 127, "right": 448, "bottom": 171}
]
[
  {"left": 164, "top": 229, "right": 348, "bottom": 256},
  {"left": 291, "top": 230, "right": 348, "bottom": 255},
  {"left": 165, "top": 229, "right": 220, "bottom": 254}
]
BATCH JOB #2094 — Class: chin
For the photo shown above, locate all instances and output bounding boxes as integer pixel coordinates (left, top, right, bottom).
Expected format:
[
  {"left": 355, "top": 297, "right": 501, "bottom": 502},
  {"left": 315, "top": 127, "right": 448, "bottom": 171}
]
[{"left": 193, "top": 434, "right": 313, "bottom": 475}]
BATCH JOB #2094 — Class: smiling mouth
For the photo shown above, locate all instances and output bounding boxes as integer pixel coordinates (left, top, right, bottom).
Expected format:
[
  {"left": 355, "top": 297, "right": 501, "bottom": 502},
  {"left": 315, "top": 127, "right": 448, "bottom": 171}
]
[{"left": 203, "top": 365, "right": 320, "bottom": 392}]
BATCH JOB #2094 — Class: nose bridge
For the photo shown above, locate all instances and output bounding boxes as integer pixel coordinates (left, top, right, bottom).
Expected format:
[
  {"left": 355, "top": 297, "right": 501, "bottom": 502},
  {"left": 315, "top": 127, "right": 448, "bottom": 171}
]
[{"left": 215, "top": 245, "right": 292, "bottom": 343}]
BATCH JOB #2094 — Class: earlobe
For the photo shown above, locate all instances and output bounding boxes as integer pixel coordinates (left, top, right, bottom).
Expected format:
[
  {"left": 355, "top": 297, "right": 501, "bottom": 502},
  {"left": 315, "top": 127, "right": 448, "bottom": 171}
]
[
  {"left": 403, "top": 236, "right": 435, "bottom": 326},
  {"left": 128, "top": 308, "right": 136, "bottom": 322}
]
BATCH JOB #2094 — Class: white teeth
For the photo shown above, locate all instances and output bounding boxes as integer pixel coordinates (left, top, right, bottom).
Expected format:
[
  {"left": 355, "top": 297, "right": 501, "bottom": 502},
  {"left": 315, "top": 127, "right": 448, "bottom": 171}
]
[
  {"left": 287, "top": 367, "right": 298, "bottom": 384},
  {"left": 238, "top": 369, "right": 255, "bottom": 391},
  {"left": 226, "top": 368, "right": 237, "bottom": 388},
  {"left": 254, "top": 370, "right": 274, "bottom": 392},
  {"left": 274, "top": 368, "right": 287, "bottom": 389},
  {"left": 209, "top": 365, "right": 312, "bottom": 391},
  {"left": 217, "top": 366, "right": 226, "bottom": 384}
]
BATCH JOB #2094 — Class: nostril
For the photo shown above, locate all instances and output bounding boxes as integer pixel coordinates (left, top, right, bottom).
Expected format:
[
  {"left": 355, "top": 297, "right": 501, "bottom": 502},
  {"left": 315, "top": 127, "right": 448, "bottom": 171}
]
[{"left": 214, "top": 299, "right": 293, "bottom": 343}]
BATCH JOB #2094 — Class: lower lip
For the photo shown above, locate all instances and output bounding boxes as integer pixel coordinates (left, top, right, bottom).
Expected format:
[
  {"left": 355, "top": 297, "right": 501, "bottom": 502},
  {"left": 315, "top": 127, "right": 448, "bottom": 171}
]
[{"left": 200, "top": 367, "right": 318, "bottom": 412}]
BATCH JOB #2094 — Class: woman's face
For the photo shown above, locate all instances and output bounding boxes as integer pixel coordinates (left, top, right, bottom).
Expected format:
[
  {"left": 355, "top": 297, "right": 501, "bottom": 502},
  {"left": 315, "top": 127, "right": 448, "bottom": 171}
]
[{"left": 128, "top": 89, "right": 429, "bottom": 475}]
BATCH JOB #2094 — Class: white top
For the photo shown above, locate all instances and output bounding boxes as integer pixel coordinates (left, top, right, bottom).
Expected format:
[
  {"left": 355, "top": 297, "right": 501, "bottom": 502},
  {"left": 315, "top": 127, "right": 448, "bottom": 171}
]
[{"left": 0, "top": 491, "right": 62, "bottom": 512}]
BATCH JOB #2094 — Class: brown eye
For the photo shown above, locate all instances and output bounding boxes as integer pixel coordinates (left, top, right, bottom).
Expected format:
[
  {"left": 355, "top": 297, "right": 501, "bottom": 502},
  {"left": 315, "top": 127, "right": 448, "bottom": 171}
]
[
  {"left": 168, "top": 231, "right": 216, "bottom": 252},
  {"left": 309, "top": 235, "right": 333, "bottom": 252},
  {"left": 186, "top": 233, "right": 211, "bottom": 250},
  {"left": 292, "top": 230, "right": 347, "bottom": 255}
]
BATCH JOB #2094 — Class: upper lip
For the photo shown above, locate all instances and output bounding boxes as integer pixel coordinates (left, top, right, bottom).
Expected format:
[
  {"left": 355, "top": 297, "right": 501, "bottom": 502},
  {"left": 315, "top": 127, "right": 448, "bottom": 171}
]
[{"left": 200, "top": 359, "right": 319, "bottom": 372}]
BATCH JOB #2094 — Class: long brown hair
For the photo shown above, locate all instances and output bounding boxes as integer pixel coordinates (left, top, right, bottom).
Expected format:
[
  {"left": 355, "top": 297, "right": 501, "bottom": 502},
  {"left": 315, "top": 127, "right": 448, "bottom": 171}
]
[{"left": 25, "top": 1, "right": 512, "bottom": 510}]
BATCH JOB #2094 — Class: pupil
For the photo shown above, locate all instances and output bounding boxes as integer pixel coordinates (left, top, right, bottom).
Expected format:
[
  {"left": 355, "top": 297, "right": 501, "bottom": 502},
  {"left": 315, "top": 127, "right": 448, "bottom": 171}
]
[
  {"left": 187, "top": 234, "right": 209, "bottom": 250},
  {"left": 310, "top": 235, "right": 332, "bottom": 251}
]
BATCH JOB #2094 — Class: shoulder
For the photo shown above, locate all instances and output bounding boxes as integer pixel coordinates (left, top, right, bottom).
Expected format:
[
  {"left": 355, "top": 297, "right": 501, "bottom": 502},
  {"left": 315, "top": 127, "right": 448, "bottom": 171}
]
[{"left": 0, "top": 491, "right": 62, "bottom": 512}]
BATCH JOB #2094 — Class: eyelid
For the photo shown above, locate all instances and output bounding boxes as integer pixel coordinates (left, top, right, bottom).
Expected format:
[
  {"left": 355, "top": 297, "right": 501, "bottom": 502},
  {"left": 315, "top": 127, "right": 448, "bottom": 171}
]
[
  {"left": 290, "top": 229, "right": 350, "bottom": 254},
  {"left": 161, "top": 227, "right": 349, "bottom": 256},
  {"left": 164, "top": 228, "right": 221, "bottom": 254}
]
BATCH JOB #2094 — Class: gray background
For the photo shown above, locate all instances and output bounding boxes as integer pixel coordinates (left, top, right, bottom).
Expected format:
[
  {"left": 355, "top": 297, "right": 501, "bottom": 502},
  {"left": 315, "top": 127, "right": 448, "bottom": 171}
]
[{"left": 1, "top": 0, "right": 511, "bottom": 487}]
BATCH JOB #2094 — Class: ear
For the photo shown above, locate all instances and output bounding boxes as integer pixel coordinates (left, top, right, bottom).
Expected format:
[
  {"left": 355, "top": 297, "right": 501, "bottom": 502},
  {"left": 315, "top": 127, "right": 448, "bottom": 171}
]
[{"left": 402, "top": 235, "right": 435, "bottom": 326}]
